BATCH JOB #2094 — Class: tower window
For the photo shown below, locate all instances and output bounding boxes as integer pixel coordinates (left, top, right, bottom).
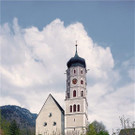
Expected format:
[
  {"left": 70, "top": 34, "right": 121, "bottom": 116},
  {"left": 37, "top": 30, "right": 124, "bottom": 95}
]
[
  {"left": 81, "top": 80, "right": 83, "bottom": 84},
  {"left": 73, "top": 90, "right": 76, "bottom": 97},
  {"left": 74, "top": 69, "right": 76, "bottom": 74},
  {"left": 70, "top": 105, "right": 72, "bottom": 112},
  {"left": 81, "top": 70, "right": 83, "bottom": 74},
  {"left": 73, "top": 104, "right": 76, "bottom": 112},
  {"left": 81, "top": 91, "right": 83, "bottom": 97},
  {"left": 77, "top": 105, "right": 80, "bottom": 112}
]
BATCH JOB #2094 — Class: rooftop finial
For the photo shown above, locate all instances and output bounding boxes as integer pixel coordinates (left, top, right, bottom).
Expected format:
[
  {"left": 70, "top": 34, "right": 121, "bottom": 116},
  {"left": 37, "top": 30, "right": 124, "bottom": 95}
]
[{"left": 75, "top": 40, "right": 78, "bottom": 55}]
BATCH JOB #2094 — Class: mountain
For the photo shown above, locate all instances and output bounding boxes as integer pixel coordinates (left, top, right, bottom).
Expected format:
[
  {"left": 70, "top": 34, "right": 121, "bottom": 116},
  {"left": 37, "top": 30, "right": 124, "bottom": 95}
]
[{"left": 0, "top": 105, "right": 37, "bottom": 135}]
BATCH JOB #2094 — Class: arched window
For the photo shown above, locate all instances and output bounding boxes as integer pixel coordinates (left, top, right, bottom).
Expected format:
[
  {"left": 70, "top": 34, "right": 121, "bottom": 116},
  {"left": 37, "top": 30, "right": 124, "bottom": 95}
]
[
  {"left": 77, "top": 105, "right": 80, "bottom": 112},
  {"left": 73, "top": 104, "right": 76, "bottom": 112},
  {"left": 70, "top": 105, "right": 72, "bottom": 112},
  {"left": 73, "top": 90, "right": 76, "bottom": 97},
  {"left": 74, "top": 69, "right": 76, "bottom": 74},
  {"left": 81, "top": 80, "right": 83, "bottom": 84},
  {"left": 81, "top": 91, "right": 83, "bottom": 97},
  {"left": 81, "top": 70, "right": 83, "bottom": 74}
]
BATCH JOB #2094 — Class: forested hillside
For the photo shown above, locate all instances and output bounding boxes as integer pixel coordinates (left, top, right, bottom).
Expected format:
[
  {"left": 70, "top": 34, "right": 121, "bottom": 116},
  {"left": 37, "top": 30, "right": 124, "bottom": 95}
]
[{"left": 0, "top": 105, "right": 37, "bottom": 135}]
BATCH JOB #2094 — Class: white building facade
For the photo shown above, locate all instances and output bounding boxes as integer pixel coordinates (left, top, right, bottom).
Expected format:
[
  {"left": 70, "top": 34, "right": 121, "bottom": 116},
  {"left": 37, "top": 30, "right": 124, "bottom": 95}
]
[
  {"left": 36, "top": 94, "right": 64, "bottom": 135},
  {"left": 65, "top": 45, "right": 88, "bottom": 135}
]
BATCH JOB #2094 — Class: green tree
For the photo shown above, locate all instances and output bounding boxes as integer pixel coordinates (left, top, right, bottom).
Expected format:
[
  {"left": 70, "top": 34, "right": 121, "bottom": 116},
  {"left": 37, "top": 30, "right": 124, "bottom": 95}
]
[
  {"left": 87, "top": 123, "right": 97, "bottom": 135},
  {"left": 0, "top": 111, "right": 10, "bottom": 135},
  {"left": 9, "top": 120, "right": 20, "bottom": 135},
  {"left": 87, "top": 121, "right": 109, "bottom": 135},
  {"left": 1, "top": 119, "right": 10, "bottom": 135},
  {"left": 92, "top": 121, "right": 106, "bottom": 133},
  {"left": 97, "top": 131, "right": 109, "bottom": 135}
]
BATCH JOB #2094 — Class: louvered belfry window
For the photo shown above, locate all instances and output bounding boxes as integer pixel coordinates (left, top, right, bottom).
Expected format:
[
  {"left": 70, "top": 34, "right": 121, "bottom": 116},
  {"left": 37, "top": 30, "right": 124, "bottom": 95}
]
[
  {"left": 73, "top": 104, "right": 76, "bottom": 112},
  {"left": 77, "top": 105, "right": 80, "bottom": 112},
  {"left": 70, "top": 105, "right": 72, "bottom": 112}
]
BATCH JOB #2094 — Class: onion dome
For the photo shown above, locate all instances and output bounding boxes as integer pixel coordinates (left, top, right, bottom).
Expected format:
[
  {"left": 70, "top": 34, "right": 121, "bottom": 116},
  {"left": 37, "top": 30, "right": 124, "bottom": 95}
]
[{"left": 67, "top": 44, "right": 86, "bottom": 68}]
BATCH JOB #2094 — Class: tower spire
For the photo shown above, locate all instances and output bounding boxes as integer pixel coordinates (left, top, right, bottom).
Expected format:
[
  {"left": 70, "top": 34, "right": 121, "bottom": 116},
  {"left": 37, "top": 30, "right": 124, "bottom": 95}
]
[
  {"left": 75, "top": 40, "right": 78, "bottom": 56},
  {"left": 65, "top": 40, "right": 88, "bottom": 135}
]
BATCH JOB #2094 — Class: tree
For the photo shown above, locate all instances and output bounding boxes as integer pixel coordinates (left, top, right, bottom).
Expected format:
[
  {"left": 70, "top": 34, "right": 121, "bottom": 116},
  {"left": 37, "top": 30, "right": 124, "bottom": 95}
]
[
  {"left": 0, "top": 128, "right": 4, "bottom": 135},
  {"left": 119, "top": 115, "right": 135, "bottom": 129},
  {"left": 97, "top": 131, "right": 109, "bottom": 135},
  {"left": 9, "top": 120, "right": 20, "bottom": 135},
  {"left": 92, "top": 120, "right": 106, "bottom": 133},
  {"left": 86, "top": 120, "right": 109, "bottom": 135},
  {"left": 112, "top": 115, "right": 135, "bottom": 135},
  {"left": 0, "top": 111, "right": 10, "bottom": 135},
  {"left": 87, "top": 123, "right": 97, "bottom": 135}
]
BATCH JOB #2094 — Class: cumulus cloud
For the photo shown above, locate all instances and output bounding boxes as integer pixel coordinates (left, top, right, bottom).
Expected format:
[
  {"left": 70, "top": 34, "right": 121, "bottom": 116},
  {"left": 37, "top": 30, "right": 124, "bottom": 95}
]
[
  {"left": 0, "top": 18, "right": 134, "bottom": 133},
  {"left": 0, "top": 96, "right": 21, "bottom": 107}
]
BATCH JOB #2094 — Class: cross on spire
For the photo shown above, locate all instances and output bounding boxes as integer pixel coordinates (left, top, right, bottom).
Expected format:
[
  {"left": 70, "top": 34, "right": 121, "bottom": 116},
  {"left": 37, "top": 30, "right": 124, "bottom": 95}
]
[{"left": 75, "top": 40, "right": 78, "bottom": 55}]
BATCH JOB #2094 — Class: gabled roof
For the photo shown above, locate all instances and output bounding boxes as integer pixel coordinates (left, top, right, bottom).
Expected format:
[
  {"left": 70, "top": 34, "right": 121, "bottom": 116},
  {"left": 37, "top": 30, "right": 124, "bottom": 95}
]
[
  {"left": 119, "top": 128, "right": 135, "bottom": 135},
  {"left": 49, "top": 94, "right": 64, "bottom": 114},
  {"left": 37, "top": 94, "right": 64, "bottom": 119}
]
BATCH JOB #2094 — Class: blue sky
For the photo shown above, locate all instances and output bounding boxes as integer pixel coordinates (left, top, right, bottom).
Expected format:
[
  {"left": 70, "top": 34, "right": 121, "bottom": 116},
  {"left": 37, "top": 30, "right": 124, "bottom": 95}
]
[
  {"left": 1, "top": 1, "right": 134, "bottom": 62},
  {"left": 0, "top": 1, "right": 134, "bottom": 134}
]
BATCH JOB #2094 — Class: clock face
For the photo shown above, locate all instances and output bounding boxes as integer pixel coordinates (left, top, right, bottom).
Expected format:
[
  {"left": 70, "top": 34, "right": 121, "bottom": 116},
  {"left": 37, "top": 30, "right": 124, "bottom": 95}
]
[{"left": 72, "top": 78, "right": 77, "bottom": 84}]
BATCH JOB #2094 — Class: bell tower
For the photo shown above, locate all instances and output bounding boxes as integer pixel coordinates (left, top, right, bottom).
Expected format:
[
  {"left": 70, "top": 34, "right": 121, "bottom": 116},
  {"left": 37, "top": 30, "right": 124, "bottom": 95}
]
[{"left": 65, "top": 43, "right": 88, "bottom": 135}]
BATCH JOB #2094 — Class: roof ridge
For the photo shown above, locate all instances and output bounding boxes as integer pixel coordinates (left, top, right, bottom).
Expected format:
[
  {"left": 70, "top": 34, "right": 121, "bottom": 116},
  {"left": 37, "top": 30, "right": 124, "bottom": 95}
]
[
  {"left": 36, "top": 93, "right": 64, "bottom": 119},
  {"left": 49, "top": 94, "right": 64, "bottom": 114}
]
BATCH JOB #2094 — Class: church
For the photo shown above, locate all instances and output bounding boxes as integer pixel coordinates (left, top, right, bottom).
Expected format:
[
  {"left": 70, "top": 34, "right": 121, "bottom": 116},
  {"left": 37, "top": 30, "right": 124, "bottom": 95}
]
[{"left": 36, "top": 44, "right": 88, "bottom": 135}]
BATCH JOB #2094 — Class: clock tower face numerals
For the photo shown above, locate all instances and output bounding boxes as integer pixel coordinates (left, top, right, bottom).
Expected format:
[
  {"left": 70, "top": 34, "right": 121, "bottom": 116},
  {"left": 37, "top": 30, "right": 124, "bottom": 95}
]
[{"left": 72, "top": 78, "right": 77, "bottom": 84}]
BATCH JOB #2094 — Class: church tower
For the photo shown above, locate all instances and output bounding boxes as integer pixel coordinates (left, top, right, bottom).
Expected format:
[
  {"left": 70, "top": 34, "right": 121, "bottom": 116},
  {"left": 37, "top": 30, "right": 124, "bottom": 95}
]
[{"left": 65, "top": 44, "right": 88, "bottom": 135}]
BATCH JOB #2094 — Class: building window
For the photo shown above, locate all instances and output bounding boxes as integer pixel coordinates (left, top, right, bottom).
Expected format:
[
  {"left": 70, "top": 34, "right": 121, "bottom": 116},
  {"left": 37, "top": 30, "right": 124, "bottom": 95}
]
[
  {"left": 81, "top": 70, "right": 83, "bottom": 74},
  {"left": 74, "top": 69, "right": 76, "bottom": 74},
  {"left": 73, "top": 104, "right": 76, "bottom": 112},
  {"left": 73, "top": 90, "right": 76, "bottom": 97},
  {"left": 44, "top": 122, "right": 47, "bottom": 126},
  {"left": 48, "top": 113, "right": 52, "bottom": 117},
  {"left": 81, "top": 80, "right": 83, "bottom": 84},
  {"left": 70, "top": 105, "right": 72, "bottom": 112},
  {"left": 53, "top": 122, "right": 56, "bottom": 126},
  {"left": 81, "top": 91, "right": 83, "bottom": 97},
  {"left": 77, "top": 105, "right": 80, "bottom": 112}
]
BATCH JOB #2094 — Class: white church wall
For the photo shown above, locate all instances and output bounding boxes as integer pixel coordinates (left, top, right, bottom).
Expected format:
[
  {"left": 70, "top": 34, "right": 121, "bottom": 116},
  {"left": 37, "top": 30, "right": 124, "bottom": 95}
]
[
  {"left": 36, "top": 95, "right": 64, "bottom": 135},
  {"left": 65, "top": 114, "right": 86, "bottom": 127}
]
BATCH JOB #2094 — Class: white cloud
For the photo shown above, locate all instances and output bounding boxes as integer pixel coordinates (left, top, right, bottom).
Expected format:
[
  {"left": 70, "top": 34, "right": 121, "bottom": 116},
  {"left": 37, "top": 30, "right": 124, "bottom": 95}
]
[
  {"left": 128, "top": 68, "right": 135, "bottom": 81},
  {"left": 88, "top": 82, "right": 134, "bottom": 131},
  {"left": 0, "top": 18, "right": 134, "bottom": 134},
  {"left": 0, "top": 96, "right": 21, "bottom": 107}
]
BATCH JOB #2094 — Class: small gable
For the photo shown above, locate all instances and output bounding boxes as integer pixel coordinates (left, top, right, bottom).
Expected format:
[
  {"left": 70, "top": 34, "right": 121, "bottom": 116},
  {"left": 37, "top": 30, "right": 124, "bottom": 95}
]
[
  {"left": 36, "top": 94, "right": 65, "bottom": 135},
  {"left": 37, "top": 94, "right": 64, "bottom": 119}
]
